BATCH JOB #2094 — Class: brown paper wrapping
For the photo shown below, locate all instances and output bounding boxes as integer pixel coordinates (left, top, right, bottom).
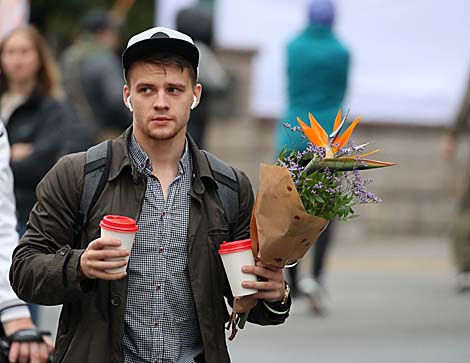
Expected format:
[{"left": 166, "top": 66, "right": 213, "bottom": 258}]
[
  {"left": 233, "top": 164, "right": 329, "bottom": 315},
  {"left": 251, "top": 163, "right": 329, "bottom": 268}
]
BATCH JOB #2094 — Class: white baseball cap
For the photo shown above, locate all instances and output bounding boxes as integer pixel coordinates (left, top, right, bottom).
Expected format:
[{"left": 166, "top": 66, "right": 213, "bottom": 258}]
[{"left": 122, "top": 26, "right": 199, "bottom": 77}]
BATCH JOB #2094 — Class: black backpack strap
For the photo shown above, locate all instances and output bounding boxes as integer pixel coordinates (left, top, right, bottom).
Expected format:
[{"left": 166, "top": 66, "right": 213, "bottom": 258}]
[
  {"left": 77, "top": 140, "right": 112, "bottom": 235},
  {"left": 202, "top": 151, "right": 240, "bottom": 239}
]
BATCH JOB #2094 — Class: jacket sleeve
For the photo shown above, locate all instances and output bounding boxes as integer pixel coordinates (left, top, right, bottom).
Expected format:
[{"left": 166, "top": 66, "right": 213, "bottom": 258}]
[
  {"left": 228, "top": 169, "right": 291, "bottom": 325},
  {"left": 9, "top": 153, "right": 88, "bottom": 305},
  {"left": 0, "top": 125, "right": 31, "bottom": 323}
]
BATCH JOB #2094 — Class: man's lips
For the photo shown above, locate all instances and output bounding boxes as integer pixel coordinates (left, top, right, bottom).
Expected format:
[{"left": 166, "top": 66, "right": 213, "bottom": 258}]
[{"left": 151, "top": 116, "right": 171, "bottom": 123}]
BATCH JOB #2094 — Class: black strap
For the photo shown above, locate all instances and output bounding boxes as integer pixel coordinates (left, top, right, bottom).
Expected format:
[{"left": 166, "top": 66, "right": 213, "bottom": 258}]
[
  {"left": 76, "top": 144, "right": 238, "bottom": 242},
  {"left": 79, "top": 140, "right": 113, "bottom": 230},
  {"left": 202, "top": 151, "right": 240, "bottom": 237}
]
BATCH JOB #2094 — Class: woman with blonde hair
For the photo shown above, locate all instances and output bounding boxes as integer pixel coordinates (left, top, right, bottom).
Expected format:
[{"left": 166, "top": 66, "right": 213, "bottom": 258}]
[
  {"left": 0, "top": 25, "right": 81, "bottom": 323},
  {"left": 0, "top": 25, "right": 75, "bottom": 228}
]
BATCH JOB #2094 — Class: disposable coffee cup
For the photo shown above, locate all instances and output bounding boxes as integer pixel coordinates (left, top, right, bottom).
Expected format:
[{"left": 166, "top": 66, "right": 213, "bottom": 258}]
[
  {"left": 218, "top": 239, "right": 258, "bottom": 297},
  {"left": 99, "top": 215, "right": 138, "bottom": 273}
]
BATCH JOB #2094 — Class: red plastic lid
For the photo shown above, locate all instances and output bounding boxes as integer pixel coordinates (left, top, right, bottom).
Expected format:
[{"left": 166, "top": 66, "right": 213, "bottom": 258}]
[
  {"left": 99, "top": 215, "right": 138, "bottom": 233},
  {"left": 218, "top": 239, "right": 252, "bottom": 255}
]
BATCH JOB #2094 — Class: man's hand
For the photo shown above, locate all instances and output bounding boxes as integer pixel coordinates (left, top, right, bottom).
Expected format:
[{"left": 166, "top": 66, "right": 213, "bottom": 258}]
[
  {"left": 79, "top": 238, "right": 130, "bottom": 280},
  {"left": 3, "top": 318, "right": 53, "bottom": 363},
  {"left": 240, "top": 261, "right": 285, "bottom": 303}
]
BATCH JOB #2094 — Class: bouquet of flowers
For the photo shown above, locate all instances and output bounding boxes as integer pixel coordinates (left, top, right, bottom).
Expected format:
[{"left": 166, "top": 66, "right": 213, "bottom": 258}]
[
  {"left": 252, "top": 109, "right": 395, "bottom": 267},
  {"left": 228, "top": 110, "right": 396, "bottom": 338}
]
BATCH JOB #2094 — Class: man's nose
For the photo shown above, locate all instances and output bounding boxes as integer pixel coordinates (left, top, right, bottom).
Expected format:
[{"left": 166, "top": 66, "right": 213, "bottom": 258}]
[{"left": 152, "top": 92, "right": 169, "bottom": 109}]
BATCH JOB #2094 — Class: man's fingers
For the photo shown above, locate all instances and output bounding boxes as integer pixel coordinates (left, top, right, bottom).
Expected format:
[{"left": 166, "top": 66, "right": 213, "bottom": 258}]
[
  {"left": 8, "top": 342, "right": 49, "bottom": 363},
  {"left": 89, "top": 238, "right": 121, "bottom": 250},
  {"left": 87, "top": 267, "right": 127, "bottom": 280},
  {"left": 17, "top": 341, "right": 30, "bottom": 363},
  {"left": 242, "top": 279, "right": 283, "bottom": 292},
  {"left": 86, "top": 248, "right": 130, "bottom": 261},
  {"left": 8, "top": 341, "right": 19, "bottom": 363},
  {"left": 87, "top": 259, "right": 128, "bottom": 271},
  {"left": 28, "top": 342, "right": 40, "bottom": 363},
  {"left": 255, "top": 260, "right": 283, "bottom": 272},
  {"left": 242, "top": 265, "right": 280, "bottom": 282}
]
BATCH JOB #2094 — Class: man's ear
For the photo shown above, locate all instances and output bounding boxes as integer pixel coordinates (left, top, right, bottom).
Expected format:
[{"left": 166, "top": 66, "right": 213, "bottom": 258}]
[
  {"left": 123, "top": 85, "right": 132, "bottom": 112},
  {"left": 191, "top": 84, "right": 203, "bottom": 110}
]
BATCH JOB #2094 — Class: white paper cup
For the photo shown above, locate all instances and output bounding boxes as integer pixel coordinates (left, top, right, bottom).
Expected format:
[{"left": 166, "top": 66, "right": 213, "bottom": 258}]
[
  {"left": 218, "top": 239, "right": 258, "bottom": 297},
  {"left": 99, "top": 215, "right": 138, "bottom": 273}
]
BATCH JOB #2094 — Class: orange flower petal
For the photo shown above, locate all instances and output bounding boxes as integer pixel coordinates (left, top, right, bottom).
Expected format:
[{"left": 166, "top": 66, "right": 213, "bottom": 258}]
[
  {"left": 333, "top": 109, "right": 342, "bottom": 134},
  {"left": 337, "top": 116, "right": 361, "bottom": 149},
  {"left": 297, "top": 117, "right": 327, "bottom": 147},
  {"left": 307, "top": 113, "right": 328, "bottom": 146}
]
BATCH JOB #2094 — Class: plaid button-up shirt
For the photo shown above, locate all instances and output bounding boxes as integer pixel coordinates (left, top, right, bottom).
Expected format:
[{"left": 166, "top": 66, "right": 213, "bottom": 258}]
[{"left": 123, "top": 136, "right": 203, "bottom": 363}]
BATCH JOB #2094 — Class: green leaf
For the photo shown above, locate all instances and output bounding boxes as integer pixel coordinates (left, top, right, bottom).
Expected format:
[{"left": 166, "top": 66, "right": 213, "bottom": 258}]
[{"left": 304, "top": 157, "right": 396, "bottom": 173}]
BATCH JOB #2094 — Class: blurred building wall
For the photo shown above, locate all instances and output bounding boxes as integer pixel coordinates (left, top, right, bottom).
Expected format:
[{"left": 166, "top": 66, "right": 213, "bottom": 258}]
[
  {"left": 214, "top": 0, "right": 470, "bottom": 125},
  {"left": 206, "top": 48, "right": 468, "bottom": 241}
]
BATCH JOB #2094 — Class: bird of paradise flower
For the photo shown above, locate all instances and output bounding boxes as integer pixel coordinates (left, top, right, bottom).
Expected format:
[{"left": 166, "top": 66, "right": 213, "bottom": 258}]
[{"left": 296, "top": 110, "right": 396, "bottom": 173}]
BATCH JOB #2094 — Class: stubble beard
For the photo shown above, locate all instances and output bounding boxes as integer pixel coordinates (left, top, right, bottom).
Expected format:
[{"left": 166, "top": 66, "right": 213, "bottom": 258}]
[{"left": 145, "top": 122, "right": 185, "bottom": 142}]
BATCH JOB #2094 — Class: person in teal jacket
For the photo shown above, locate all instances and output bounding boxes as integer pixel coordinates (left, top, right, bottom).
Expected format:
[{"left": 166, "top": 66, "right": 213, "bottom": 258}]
[{"left": 275, "top": 0, "right": 350, "bottom": 314}]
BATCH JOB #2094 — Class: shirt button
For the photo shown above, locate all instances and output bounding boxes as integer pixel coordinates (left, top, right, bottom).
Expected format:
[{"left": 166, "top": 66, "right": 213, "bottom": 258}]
[
  {"left": 156, "top": 284, "right": 161, "bottom": 292},
  {"left": 159, "top": 246, "right": 164, "bottom": 253},
  {"left": 154, "top": 322, "right": 159, "bottom": 328}
]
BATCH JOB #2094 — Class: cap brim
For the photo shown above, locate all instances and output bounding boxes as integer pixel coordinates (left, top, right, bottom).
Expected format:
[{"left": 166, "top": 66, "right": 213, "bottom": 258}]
[{"left": 122, "top": 38, "right": 199, "bottom": 74}]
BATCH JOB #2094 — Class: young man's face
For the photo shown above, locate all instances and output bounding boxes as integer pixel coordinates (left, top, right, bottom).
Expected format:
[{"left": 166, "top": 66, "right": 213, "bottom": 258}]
[{"left": 123, "top": 61, "right": 201, "bottom": 143}]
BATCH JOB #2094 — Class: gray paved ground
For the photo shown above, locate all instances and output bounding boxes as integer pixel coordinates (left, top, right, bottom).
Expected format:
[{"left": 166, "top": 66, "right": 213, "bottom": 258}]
[
  {"left": 227, "top": 237, "right": 470, "bottom": 363},
  {"left": 39, "top": 236, "right": 470, "bottom": 362}
]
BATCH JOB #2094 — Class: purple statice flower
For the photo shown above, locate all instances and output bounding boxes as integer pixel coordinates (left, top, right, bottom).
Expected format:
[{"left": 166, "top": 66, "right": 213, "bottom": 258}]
[{"left": 349, "top": 169, "right": 380, "bottom": 204}]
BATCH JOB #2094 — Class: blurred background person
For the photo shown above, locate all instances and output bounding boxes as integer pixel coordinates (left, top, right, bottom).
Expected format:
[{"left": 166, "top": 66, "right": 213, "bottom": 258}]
[
  {"left": 0, "top": 122, "right": 53, "bottom": 363},
  {"left": 0, "top": 25, "right": 82, "bottom": 323},
  {"left": 176, "top": 4, "right": 230, "bottom": 149},
  {"left": 275, "top": 0, "right": 350, "bottom": 315},
  {"left": 442, "top": 69, "right": 470, "bottom": 293},
  {"left": 61, "top": 6, "right": 132, "bottom": 142}
]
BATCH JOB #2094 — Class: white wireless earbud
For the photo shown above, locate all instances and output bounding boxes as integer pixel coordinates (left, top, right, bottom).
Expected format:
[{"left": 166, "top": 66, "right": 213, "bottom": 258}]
[
  {"left": 127, "top": 96, "right": 133, "bottom": 112},
  {"left": 190, "top": 95, "right": 197, "bottom": 110}
]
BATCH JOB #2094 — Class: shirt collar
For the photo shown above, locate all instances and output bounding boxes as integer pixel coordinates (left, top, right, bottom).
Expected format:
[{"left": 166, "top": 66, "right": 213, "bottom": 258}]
[{"left": 129, "top": 135, "right": 190, "bottom": 176}]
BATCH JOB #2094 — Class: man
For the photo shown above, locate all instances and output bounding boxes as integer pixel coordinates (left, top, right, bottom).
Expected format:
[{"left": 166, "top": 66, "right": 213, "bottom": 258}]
[
  {"left": 61, "top": 7, "right": 132, "bottom": 142},
  {"left": 10, "top": 27, "right": 291, "bottom": 363},
  {"left": 0, "top": 123, "right": 52, "bottom": 363}
]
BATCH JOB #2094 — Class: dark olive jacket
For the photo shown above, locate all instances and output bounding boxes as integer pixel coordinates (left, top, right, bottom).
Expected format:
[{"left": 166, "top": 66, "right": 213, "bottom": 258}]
[{"left": 10, "top": 128, "right": 290, "bottom": 363}]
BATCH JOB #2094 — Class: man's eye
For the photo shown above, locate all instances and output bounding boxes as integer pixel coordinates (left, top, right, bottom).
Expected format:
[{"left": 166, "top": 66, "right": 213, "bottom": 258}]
[
  {"left": 168, "top": 87, "right": 182, "bottom": 94},
  {"left": 140, "top": 88, "right": 152, "bottom": 94}
]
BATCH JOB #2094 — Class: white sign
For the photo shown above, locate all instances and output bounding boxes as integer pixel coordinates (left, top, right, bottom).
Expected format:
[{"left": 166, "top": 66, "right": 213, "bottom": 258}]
[{"left": 214, "top": 0, "right": 470, "bottom": 125}]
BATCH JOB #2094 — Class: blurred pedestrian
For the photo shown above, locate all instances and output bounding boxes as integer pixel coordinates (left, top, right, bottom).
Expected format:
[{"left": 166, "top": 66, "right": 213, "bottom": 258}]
[
  {"left": 0, "top": 122, "right": 53, "bottom": 363},
  {"left": 442, "top": 70, "right": 470, "bottom": 292},
  {"left": 10, "top": 26, "right": 291, "bottom": 363},
  {"left": 61, "top": 7, "right": 132, "bottom": 142},
  {"left": 176, "top": 5, "right": 230, "bottom": 149},
  {"left": 0, "top": 25, "right": 83, "bottom": 322},
  {"left": 275, "top": 0, "right": 350, "bottom": 314}
]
